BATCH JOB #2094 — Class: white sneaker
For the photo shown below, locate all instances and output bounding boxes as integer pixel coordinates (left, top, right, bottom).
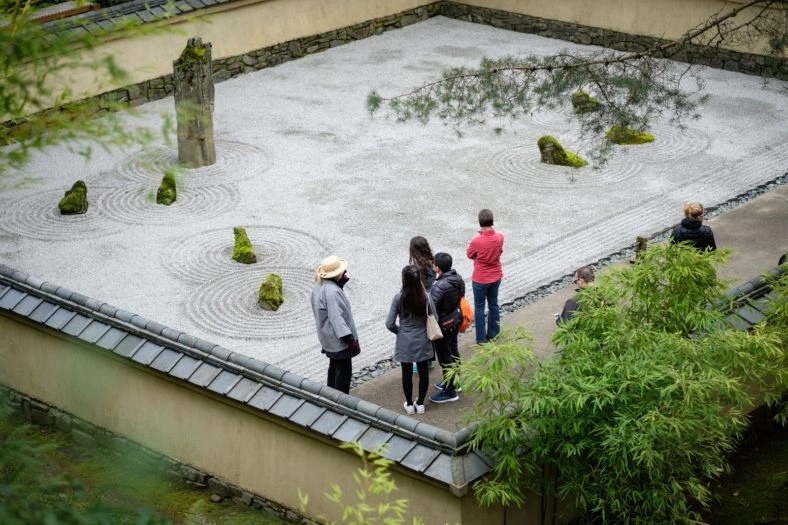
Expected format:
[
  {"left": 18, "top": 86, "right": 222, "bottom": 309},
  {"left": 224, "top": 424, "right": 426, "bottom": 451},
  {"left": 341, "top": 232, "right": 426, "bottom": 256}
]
[
  {"left": 403, "top": 402, "right": 415, "bottom": 415},
  {"left": 415, "top": 403, "right": 425, "bottom": 414}
]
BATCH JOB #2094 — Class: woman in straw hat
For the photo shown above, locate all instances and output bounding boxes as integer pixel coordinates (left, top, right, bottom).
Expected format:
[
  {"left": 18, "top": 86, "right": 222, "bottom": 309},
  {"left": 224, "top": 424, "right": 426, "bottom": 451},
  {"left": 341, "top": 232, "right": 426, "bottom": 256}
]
[
  {"left": 385, "top": 264, "right": 436, "bottom": 415},
  {"left": 310, "top": 255, "right": 359, "bottom": 394}
]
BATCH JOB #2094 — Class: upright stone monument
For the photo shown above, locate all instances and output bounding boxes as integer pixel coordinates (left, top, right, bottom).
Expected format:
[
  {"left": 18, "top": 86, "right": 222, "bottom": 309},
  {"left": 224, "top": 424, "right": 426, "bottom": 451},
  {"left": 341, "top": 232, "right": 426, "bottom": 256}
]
[{"left": 173, "top": 37, "right": 216, "bottom": 168}]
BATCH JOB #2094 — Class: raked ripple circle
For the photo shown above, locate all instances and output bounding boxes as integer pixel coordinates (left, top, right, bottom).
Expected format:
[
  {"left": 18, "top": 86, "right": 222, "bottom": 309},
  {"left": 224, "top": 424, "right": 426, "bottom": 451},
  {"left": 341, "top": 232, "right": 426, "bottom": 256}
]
[
  {"left": 118, "top": 140, "right": 272, "bottom": 187},
  {"left": 184, "top": 266, "right": 314, "bottom": 340},
  {"left": 609, "top": 126, "right": 710, "bottom": 163},
  {"left": 488, "top": 145, "right": 643, "bottom": 188},
  {"left": 528, "top": 107, "right": 575, "bottom": 130},
  {"left": 162, "top": 226, "right": 329, "bottom": 284},
  {"left": 0, "top": 187, "right": 121, "bottom": 241},
  {"left": 96, "top": 184, "right": 238, "bottom": 226}
]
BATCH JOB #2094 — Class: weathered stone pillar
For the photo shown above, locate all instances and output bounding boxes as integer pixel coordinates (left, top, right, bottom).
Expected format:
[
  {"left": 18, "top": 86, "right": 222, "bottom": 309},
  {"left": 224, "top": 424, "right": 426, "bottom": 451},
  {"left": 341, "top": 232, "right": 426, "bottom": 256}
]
[{"left": 173, "top": 37, "right": 216, "bottom": 168}]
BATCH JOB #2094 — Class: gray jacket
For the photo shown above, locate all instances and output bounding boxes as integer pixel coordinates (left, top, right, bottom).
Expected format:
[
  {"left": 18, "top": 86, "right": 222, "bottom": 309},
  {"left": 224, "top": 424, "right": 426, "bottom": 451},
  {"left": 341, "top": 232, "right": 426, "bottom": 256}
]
[
  {"left": 311, "top": 279, "right": 358, "bottom": 355},
  {"left": 385, "top": 292, "right": 435, "bottom": 363}
]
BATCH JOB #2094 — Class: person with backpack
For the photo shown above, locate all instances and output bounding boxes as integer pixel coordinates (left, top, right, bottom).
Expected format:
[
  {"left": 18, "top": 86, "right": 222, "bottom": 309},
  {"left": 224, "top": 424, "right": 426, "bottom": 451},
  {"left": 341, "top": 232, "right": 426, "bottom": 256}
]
[
  {"left": 385, "top": 265, "right": 436, "bottom": 415},
  {"left": 429, "top": 252, "right": 465, "bottom": 403}
]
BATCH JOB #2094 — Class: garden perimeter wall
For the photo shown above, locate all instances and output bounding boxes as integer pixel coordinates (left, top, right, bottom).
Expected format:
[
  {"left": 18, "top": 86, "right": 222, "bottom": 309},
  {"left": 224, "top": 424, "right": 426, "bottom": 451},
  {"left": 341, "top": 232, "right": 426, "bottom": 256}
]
[{"left": 39, "top": 0, "right": 787, "bottom": 109}]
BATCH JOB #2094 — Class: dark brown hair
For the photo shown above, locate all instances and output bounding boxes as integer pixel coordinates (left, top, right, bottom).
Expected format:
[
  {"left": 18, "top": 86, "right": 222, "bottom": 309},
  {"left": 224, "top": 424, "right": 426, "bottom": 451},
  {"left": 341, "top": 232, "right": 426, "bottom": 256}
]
[
  {"left": 409, "top": 236, "right": 434, "bottom": 270},
  {"left": 478, "top": 209, "right": 494, "bottom": 227}
]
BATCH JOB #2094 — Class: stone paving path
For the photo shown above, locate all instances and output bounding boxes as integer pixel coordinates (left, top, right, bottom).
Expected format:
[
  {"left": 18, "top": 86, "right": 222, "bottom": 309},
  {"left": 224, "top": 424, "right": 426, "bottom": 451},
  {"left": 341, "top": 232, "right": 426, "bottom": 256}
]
[{"left": 0, "top": 17, "right": 786, "bottom": 381}]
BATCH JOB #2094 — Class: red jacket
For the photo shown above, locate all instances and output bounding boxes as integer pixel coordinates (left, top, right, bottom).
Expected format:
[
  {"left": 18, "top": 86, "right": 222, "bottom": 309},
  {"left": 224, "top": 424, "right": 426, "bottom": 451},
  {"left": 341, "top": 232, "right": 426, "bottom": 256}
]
[{"left": 467, "top": 229, "right": 504, "bottom": 284}]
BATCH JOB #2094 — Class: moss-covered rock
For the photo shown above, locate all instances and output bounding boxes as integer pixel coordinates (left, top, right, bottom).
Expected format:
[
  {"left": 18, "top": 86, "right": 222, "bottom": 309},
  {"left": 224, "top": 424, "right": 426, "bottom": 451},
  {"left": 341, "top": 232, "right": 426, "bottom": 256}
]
[
  {"left": 232, "top": 227, "right": 257, "bottom": 264},
  {"left": 605, "top": 126, "right": 655, "bottom": 145},
  {"left": 537, "top": 135, "right": 588, "bottom": 168},
  {"left": 571, "top": 90, "right": 601, "bottom": 114},
  {"left": 257, "top": 273, "right": 283, "bottom": 311},
  {"left": 58, "top": 180, "right": 88, "bottom": 215},
  {"left": 156, "top": 170, "right": 177, "bottom": 206}
]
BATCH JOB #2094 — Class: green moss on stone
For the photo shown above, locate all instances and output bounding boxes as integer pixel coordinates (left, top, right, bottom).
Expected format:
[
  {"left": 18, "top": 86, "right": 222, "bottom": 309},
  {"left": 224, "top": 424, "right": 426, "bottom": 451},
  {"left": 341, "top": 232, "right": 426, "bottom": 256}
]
[
  {"left": 571, "top": 90, "right": 601, "bottom": 114},
  {"left": 537, "top": 135, "right": 588, "bottom": 168},
  {"left": 232, "top": 227, "right": 257, "bottom": 264},
  {"left": 58, "top": 180, "right": 88, "bottom": 215},
  {"left": 156, "top": 170, "right": 177, "bottom": 206},
  {"left": 605, "top": 126, "right": 655, "bottom": 145},
  {"left": 257, "top": 273, "right": 283, "bottom": 311}
]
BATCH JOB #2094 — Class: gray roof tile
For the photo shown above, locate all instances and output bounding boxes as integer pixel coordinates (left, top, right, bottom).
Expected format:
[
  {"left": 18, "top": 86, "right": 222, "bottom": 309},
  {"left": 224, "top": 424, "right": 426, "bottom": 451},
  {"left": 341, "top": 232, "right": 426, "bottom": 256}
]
[
  {"left": 114, "top": 334, "right": 145, "bottom": 358},
  {"left": 28, "top": 301, "right": 59, "bottom": 323},
  {"left": 725, "top": 313, "right": 750, "bottom": 331},
  {"left": 177, "top": 333, "right": 197, "bottom": 347},
  {"left": 209, "top": 345, "right": 232, "bottom": 361},
  {"left": 0, "top": 284, "right": 9, "bottom": 297},
  {"left": 281, "top": 372, "right": 303, "bottom": 388},
  {"left": 207, "top": 370, "right": 241, "bottom": 394},
  {"left": 332, "top": 418, "right": 368, "bottom": 443},
  {"left": 169, "top": 355, "right": 201, "bottom": 379},
  {"left": 374, "top": 408, "right": 400, "bottom": 426},
  {"left": 145, "top": 320, "right": 167, "bottom": 335},
  {"left": 44, "top": 308, "right": 76, "bottom": 330},
  {"left": 77, "top": 320, "right": 111, "bottom": 343},
  {"left": 0, "top": 288, "right": 26, "bottom": 309},
  {"left": 188, "top": 362, "right": 222, "bottom": 387},
  {"left": 150, "top": 348, "right": 183, "bottom": 372},
  {"left": 358, "top": 427, "right": 393, "bottom": 453},
  {"left": 263, "top": 364, "right": 286, "bottom": 381},
  {"left": 356, "top": 400, "right": 380, "bottom": 419},
  {"left": 24, "top": 275, "right": 44, "bottom": 289},
  {"left": 96, "top": 327, "right": 127, "bottom": 350},
  {"left": 300, "top": 379, "right": 323, "bottom": 396},
  {"left": 290, "top": 402, "right": 325, "bottom": 427},
  {"left": 463, "top": 453, "right": 492, "bottom": 483},
  {"left": 54, "top": 286, "right": 74, "bottom": 301},
  {"left": 12, "top": 295, "right": 42, "bottom": 316},
  {"left": 99, "top": 303, "right": 118, "bottom": 318},
  {"left": 737, "top": 304, "right": 765, "bottom": 325},
  {"left": 380, "top": 435, "right": 416, "bottom": 462},
  {"left": 423, "top": 454, "right": 453, "bottom": 484},
  {"left": 227, "top": 377, "right": 262, "bottom": 403},
  {"left": 185, "top": 0, "right": 203, "bottom": 9},
  {"left": 114, "top": 309, "right": 135, "bottom": 323},
  {"left": 269, "top": 395, "right": 305, "bottom": 419},
  {"left": 401, "top": 445, "right": 440, "bottom": 473},
  {"left": 39, "top": 282, "right": 59, "bottom": 295},
  {"left": 132, "top": 341, "right": 165, "bottom": 366},
  {"left": 62, "top": 314, "right": 92, "bottom": 336},
  {"left": 311, "top": 412, "right": 346, "bottom": 436},
  {"left": 69, "top": 292, "right": 89, "bottom": 306},
  {"left": 83, "top": 298, "right": 104, "bottom": 311},
  {"left": 160, "top": 327, "right": 182, "bottom": 342},
  {"left": 748, "top": 297, "right": 773, "bottom": 314},
  {"left": 248, "top": 386, "right": 282, "bottom": 411}
]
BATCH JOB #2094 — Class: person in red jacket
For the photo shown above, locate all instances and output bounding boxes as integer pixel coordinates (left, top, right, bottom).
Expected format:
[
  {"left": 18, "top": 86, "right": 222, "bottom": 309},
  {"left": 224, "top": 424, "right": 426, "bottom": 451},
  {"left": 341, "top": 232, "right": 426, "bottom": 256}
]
[{"left": 467, "top": 209, "right": 504, "bottom": 343}]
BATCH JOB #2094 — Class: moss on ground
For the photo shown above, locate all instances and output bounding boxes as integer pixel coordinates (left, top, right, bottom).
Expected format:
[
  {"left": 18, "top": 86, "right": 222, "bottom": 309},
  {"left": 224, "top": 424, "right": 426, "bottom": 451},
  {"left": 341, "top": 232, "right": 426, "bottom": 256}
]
[
  {"left": 156, "top": 170, "right": 177, "bottom": 206},
  {"left": 232, "top": 226, "right": 257, "bottom": 264},
  {"left": 0, "top": 411, "right": 288, "bottom": 524},
  {"left": 58, "top": 179, "right": 88, "bottom": 214},
  {"left": 570, "top": 90, "right": 601, "bottom": 113},
  {"left": 537, "top": 135, "right": 588, "bottom": 167},
  {"left": 606, "top": 126, "right": 655, "bottom": 145},
  {"left": 257, "top": 273, "right": 283, "bottom": 311}
]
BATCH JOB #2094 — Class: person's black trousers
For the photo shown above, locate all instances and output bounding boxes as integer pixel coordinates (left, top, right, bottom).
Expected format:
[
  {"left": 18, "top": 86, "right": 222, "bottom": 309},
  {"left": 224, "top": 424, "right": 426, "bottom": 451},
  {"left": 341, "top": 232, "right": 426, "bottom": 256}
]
[
  {"left": 433, "top": 329, "right": 460, "bottom": 391},
  {"left": 327, "top": 357, "right": 353, "bottom": 394}
]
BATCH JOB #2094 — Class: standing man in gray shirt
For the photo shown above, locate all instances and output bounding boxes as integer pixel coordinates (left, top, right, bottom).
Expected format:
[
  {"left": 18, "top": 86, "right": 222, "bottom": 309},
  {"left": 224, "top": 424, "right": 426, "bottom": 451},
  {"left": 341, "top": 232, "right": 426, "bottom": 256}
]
[{"left": 311, "top": 255, "right": 360, "bottom": 394}]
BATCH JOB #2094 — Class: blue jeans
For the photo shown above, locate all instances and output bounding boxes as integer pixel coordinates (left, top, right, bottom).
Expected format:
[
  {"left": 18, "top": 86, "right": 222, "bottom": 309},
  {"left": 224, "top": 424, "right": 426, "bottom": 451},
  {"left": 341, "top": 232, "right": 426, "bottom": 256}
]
[{"left": 472, "top": 280, "right": 501, "bottom": 343}]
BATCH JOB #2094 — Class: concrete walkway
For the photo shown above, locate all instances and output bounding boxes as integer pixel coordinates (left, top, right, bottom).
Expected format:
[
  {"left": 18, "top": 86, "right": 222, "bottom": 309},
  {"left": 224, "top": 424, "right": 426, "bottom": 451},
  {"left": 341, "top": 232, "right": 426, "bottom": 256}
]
[{"left": 351, "top": 184, "right": 788, "bottom": 431}]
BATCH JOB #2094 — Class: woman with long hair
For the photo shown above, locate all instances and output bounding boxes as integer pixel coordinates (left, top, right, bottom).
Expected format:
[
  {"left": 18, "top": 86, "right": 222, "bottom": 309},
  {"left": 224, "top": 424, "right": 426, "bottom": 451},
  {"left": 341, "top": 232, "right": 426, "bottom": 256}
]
[
  {"left": 409, "top": 235, "right": 436, "bottom": 291},
  {"left": 385, "top": 264, "right": 435, "bottom": 414}
]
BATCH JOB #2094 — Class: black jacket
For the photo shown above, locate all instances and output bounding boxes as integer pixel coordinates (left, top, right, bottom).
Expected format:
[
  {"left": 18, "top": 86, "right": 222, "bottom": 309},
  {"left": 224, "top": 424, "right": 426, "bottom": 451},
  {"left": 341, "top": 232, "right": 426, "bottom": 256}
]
[
  {"left": 670, "top": 218, "right": 717, "bottom": 252},
  {"left": 430, "top": 269, "right": 465, "bottom": 323}
]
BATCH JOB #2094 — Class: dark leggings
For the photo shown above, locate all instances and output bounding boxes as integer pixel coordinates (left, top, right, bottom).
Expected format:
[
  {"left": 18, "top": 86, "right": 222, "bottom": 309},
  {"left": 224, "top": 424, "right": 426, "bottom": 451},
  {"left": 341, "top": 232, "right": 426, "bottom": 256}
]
[{"left": 401, "top": 360, "right": 429, "bottom": 405}]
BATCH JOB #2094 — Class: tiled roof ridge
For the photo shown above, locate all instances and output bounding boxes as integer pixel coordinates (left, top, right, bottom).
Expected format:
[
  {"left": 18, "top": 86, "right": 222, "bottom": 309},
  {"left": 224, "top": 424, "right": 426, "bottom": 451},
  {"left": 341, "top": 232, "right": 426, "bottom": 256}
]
[
  {"left": 0, "top": 263, "right": 467, "bottom": 452},
  {"left": 724, "top": 264, "right": 784, "bottom": 304}
]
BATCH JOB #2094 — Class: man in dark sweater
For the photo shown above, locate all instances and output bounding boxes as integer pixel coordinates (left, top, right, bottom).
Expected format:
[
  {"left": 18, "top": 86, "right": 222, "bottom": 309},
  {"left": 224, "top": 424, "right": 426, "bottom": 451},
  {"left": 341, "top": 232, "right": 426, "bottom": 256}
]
[{"left": 556, "top": 266, "right": 594, "bottom": 325}]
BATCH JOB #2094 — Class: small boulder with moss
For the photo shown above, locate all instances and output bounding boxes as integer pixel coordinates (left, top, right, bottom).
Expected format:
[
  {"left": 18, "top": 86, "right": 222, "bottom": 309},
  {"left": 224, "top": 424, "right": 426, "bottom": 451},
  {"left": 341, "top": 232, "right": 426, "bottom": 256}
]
[
  {"left": 257, "top": 273, "right": 283, "bottom": 311},
  {"left": 232, "top": 227, "right": 257, "bottom": 264},
  {"left": 571, "top": 90, "right": 601, "bottom": 114},
  {"left": 605, "top": 126, "right": 655, "bottom": 145},
  {"left": 58, "top": 180, "right": 88, "bottom": 215},
  {"left": 537, "top": 135, "right": 588, "bottom": 168},
  {"left": 156, "top": 170, "right": 177, "bottom": 206}
]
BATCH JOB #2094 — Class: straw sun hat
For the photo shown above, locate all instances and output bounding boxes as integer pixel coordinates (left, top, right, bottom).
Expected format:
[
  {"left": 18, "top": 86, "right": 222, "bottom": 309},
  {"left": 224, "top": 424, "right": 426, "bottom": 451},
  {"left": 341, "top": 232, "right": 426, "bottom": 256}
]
[{"left": 315, "top": 255, "right": 347, "bottom": 281}]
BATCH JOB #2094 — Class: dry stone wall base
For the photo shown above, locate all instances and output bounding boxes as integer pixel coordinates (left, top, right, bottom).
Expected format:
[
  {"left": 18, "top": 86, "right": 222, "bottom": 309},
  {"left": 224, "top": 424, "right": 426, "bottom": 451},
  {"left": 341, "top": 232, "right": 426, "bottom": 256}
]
[
  {"left": 5, "top": 1, "right": 785, "bottom": 133},
  {"left": 0, "top": 384, "right": 317, "bottom": 525}
]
